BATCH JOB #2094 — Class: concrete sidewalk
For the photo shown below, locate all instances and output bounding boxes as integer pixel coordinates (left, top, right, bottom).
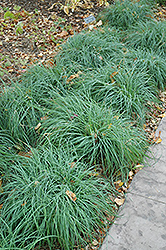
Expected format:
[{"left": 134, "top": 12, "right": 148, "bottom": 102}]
[{"left": 100, "top": 117, "right": 166, "bottom": 250}]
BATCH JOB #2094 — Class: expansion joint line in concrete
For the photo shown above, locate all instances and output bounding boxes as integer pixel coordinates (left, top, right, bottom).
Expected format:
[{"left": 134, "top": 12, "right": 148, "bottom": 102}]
[{"left": 128, "top": 191, "right": 166, "bottom": 205}]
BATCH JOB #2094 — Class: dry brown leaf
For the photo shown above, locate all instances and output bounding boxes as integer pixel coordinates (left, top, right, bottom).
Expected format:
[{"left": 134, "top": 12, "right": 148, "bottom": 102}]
[
  {"left": 70, "top": 162, "right": 76, "bottom": 168},
  {"left": 35, "top": 122, "right": 41, "bottom": 130},
  {"left": 158, "top": 113, "right": 166, "bottom": 118},
  {"left": 48, "top": 3, "right": 57, "bottom": 10},
  {"left": 114, "top": 197, "right": 125, "bottom": 206},
  {"left": 34, "top": 181, "right": 39, "bottom": 185},
  {"left": 66, "top": 73, "right": 79, "bottom": 83},
  {"left": 0, "top": 204, "right": 3, "bottom": 209},
  {"left": 153, "top": 131, "right": 162, "bottom": 143},
  {"left": 21, "top": 201, "right": 27, "bottom": 206},
  {"left": 89, "top": 172, "right": 99, "bottom": 177},
  {"left": 66, "top": 190, "right": 77, "bottom": 201},
  {"left": 112, "top": 72, "right": 118, "bottom": 76},
  {"left": 128, "top": 171, "right": 134, "bottom": 178},
  {"left": 58, "top": 30, "right": 68, "bottom": 38},
  {"left": 18, "top": 151, "right": 32, "bottom": 158},
  {"left": 121, "top": 186, "right": 127, "bottom": 192},
  {"left": 160, "top": 97, "right": 165, "bottom": 102},
  {"left": 64, "top": 6, "right": 69, "bottom": 15},
  {"left": 0, "top": 179, "right": 3, "bottom": 193},
  {"left": 96, "top": 20, "right": 102, "bottom": 26},
  {"left": 92, "top": 239, "right": 98, "bottom": 246},
  {"left": 40, "top": 116, "right": 48, "bottom": 121}
]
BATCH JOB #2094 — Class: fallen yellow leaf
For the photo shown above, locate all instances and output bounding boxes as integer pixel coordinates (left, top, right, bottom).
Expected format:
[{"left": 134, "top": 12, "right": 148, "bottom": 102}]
[
  {"left": 114, "top": 197, "right": 125, "bottom": 206},
  {"left": 108, "top": 123, "right": 112, "bottom": 129},
  {"left": 119, "top": 181, "right": 124, "bottom": 187},
  {"left": 114, "top": 180, "right": 122, "bottom": 185},
  {"left": 156, "top": 137, "right": 162, "bottom": 144}
]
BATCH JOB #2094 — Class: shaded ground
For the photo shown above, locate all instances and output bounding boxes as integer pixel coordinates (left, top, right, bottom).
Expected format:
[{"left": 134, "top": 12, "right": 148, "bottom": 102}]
[
  {"left": 2, "top": 0, "right": 106, "bottom": 17},
  {"left": 0, "top": 0, "right": 108, "bottom": 83}
]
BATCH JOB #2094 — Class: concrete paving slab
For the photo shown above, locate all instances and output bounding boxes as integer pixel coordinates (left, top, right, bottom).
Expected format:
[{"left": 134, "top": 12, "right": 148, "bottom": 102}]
[
  {"left": 100, "top": 116, "right": 166, "bottom": 250},
  {"left": 101, "top": 195, "right": 166, "bottom": 250},
  {"left": 146, "top": 144, "right": 166, "bottom": 163}
]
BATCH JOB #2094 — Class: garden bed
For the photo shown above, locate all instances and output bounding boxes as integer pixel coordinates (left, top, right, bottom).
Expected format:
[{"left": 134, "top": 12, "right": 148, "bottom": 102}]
[{"left": 0, "top": 0, "right": 166, "bottom": 249}]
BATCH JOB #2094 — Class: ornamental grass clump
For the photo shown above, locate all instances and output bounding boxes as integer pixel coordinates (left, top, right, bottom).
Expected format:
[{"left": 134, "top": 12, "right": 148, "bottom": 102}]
[
  {"left": 0, "top": 132, "right": 20, "bottom": 173},
  {"left": 120, "top": 48, "right": 166, "bottom": 90},
  {"left": 97, "top": 0, "right": 153, "bottom": 30},
  {"left": 19, "top": 64, "right": 71, "bottom": 103},
  {"left": 126, "top": 20, "right": 166, "bottom": 55},
  {"left": 81, "top": 63, "right": 158, "bottom": 122},
  {"left": 40, "top": 93, "right": 148, "bottom": 174},
  {"left": 0, "top": 84, "right": 43, "bottom": 147},
  {"left": 0, "top": 146, "right": 117, "bottom": 250},
  {"left": 55, "top": 29, "right": 123, "bottom": 72},
  {"left": 103, "top": 66, "right": 158, "bottom": 121}
]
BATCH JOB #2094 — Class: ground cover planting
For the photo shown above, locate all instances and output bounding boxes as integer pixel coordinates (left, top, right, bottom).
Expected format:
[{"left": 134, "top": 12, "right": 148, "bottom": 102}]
[{"left": 0, "top": 0, "right": 166, "bottom": 249}]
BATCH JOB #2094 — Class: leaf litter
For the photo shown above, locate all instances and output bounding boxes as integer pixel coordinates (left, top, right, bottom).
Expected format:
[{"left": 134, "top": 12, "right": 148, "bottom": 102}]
[{"left": 0, "top": 0, "right": 107, "bottom": 83}]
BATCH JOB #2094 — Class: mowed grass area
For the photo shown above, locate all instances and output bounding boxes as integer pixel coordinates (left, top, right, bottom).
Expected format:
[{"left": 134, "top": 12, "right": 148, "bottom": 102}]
[{"left": 0, "top": 0, "right": 166, "bottom": 249}]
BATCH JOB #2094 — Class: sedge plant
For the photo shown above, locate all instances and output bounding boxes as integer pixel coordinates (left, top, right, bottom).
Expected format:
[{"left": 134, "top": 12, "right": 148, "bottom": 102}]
[
  {"left": 40, "top": 92, "right": 148, "bottom": 175},
  {"left": 126, "top": 20, "right": 166, "bottom": 56},
  {"left": 55, "top": 29, "right": 123, "bottom": 73},
  {"left": 81, "top": 62, "right": 158, "bottom": 122},
  {"left": 97, "top": 0, "right": 154, "bottom": 30},
  {"left": 0, "top": 146, "right": 117, "bottom": 249},
  {"left": 118, "top": 48, "right": 166, "bottom": 90},
  {"left": 0, "top": 83, "right": 43, "bottom": 147}
]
